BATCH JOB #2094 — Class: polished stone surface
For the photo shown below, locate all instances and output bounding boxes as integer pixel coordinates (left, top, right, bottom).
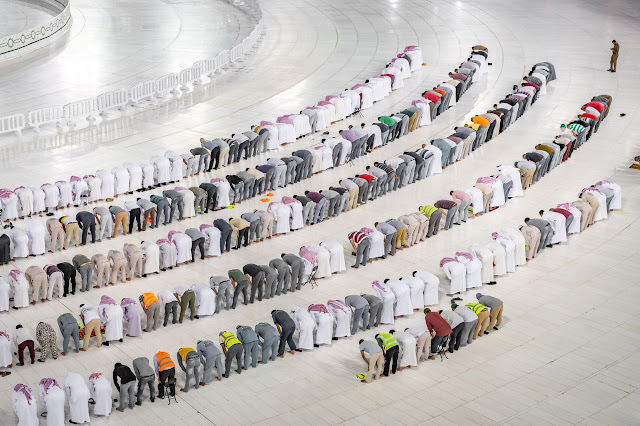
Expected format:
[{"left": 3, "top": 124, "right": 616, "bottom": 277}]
[{"left": 1, "top": 0, "right": 640, "bottom": 424}]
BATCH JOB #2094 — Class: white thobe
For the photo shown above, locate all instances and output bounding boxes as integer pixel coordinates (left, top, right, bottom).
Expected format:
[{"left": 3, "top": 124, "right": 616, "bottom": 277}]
[
  {"left": 89, "top": 375, "right": 112, "bottom": 417},
  {"left": 462, "top": 187, "right": 484, "bottom": 215},
  {"left": 12, "top": 390, "right": 38, "bottom": 426},
  {"left": 488, "top": 179, "right": 505, "bottom": 207},
  {"left": 11, "top": 228, "right": 29, "bottom": 258},
  {"left": 367, "top": 230, "right": 385, "bottom": 259},
  {"left": 165, "top": 152, "right": 184, "bottom": 182},
  {"left": 150, "top": 156, "right": 171, "bottom": 185},
  {"left": 9, "top": 273, "right": 29, "bottom": 308},
  {"left": 404, "top": 48, "right": 422, "bottom": 70},
  {"left": 262, "top": 124, "right": 280, "bottom": 150},
  {"left": 24, "top": 218, "right": 46, "bottom": 255},
  {"left": 191, "top": 284, "right": 216, "bottom": 316},
  {"left": 543, "top": 211, "right": 567, "bottom": 244},
  {"left": 292, "top": 306, "right": 316, "bottom": 350},
  {"left": 395, "top": 331, "right": 418, "bottom": 367},
  {"left": 124, "top": 162, "right": 143, "bottom": 191},
  {"left": 442, "top": 261, "right": 467, "bottom": 294},
  {"left": 83, "top": 176, "right": 102, "bottom": 202},
  {"left": 63, "top": 373, "right": 90, "bottom": 424},
  {"left": 30, "top": 186, "right": 46, "bottom": 213},
  {"left": 202, "top": 227, "right": 222, "bottom": 257},
  {"left": 401, "top": 277, "right": 425, "bottom": 310},
  {"left": 590, "top": 191, "right": 608, "bottom": 221},
  {"left": 386, "top": 279, "right": 413, "bottom": 317},
  {"left": 212, "top": 181, "right": 230, "bottom": 208},
  {"left": 39, "top": 384, "right": 65, "bottom": 426},
  {"left": 158, "top": 242, "right": 177, "bottom": 269},
  {"left": 15, "top": 188, "right": 33, "bottom": 217},
  {"left": 172, "top": 233, "right": 193, "bottom": 264},
  {"left": 141, "top": 241, "right": 160, "bottom": 274},
  {"left": 414, "top": 270, "right": 439, "bottom": 306},
  {"left": 275, "top": 122, "right": 295, "bottom": 144},
  {"left": 307, "top": 245, "right": 331, "bottom": 278},
  {"left": 56, "top": 182, "right": 72, "bottom": 207},
  {"left": 141, "top": 163, "right": 155, "bottom": 188},
  {"left": 269, "top": 203, "right": 291, "bottom": 235},
  {"left": 320, "top": 240, "right": 346, "bottom": 273},
  {"left": 318, "top": 146, "right": 333, "bottom": 171},
  {"left": 178, "top": 189, "right": 195, "bottom": 218},
  {"left": 95, "top": 170, "right": 115, "bottom": 199},
  {"left": 287, "top": 201, "right": 304, "bottom": 230},
  {"left": 373, "top": 283, "right": 395, "bottom": 325},
  {"left": 111, "top": 167, "right": 130, "bottom": 195},
  {"left": 99, "top": 304, "right": 124, "bottom": 342},
  {"left": 2, "top": 193, "right": 19, "bottom": 220},
  {"left": 468, "top": 244, "right": 494, "bottom": 283},
  {"left": 497, "top": 166, "right": 524, "bottom": 197},
  {"left": 494, "top": 236, "right": 516, "bottom": 273},
  {"left": 0, "top": 333, "right": 12, "bottom": 366},
  {"left": 290, "top": 114, "right": 311, "bottom": 137},
  {"left": 311, "top": 310, "right": 334, "bottom": 346},
  {"left": 564, "top": 206, "right": 582, "bottom": 234},
  {"left": 500, "top": 227, "right": 527, "bottom": 266},
  {"left": 424, "top": 145, "right": 442, "bottom": 175},
  {"left": 598, "top": 181, "right": 622, "bottom": 209},
  {"left": 41, "top": 184, "right": 59, "bottom": 209},
  {"left": 328, "top": 305, "right": 351, "bottom": 338},
  {"left": 71, "top": 180, "right": 88, "bottom": 205},
  {"left": 414, "top": 100, "right": 432, "bottom": 126},
  {"left": 455, "top": 255, "right": 482, "bottom": 290}
]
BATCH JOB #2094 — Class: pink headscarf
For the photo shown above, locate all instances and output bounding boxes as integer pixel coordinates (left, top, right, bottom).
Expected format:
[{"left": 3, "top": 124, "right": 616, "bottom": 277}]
[
  {"left": 281, "top": 196, "right": 297, "bottom": 205},
  {"left": 317, "top": 101, "right": 331, "bottom": 107},
  {"left": 359, "top": 227, "right": 374, "bottom": 235},
  {"left": 14, "top": 186, "right": 24, "bottom": 191},
  {"left": 308, "top": 304, "right": 328, "bottom": 314},
  {"left": 9, "top": 269, "right": 22, "bottom": 281},
  {"left": 476, "top": 177, "right": 497, "bottom": 184},
  {"left": 40, "top": 378, "right": 60, "bottom": 393},
  {"left": 557, "top": 202, "right": 572, "bottom": 210},
  {"left": 156, "top": 238, "right": 170, "bottom": 246},
  {"left": 260, "top": 121, "right": 274, "bottom": 127},
  {"left": 121, "top": 297, "right": 137, "bottom": 307},
  {"left": 277, "top": 116, "right": 294, "bottom": 126},
  {"left": 455, "top": 252, "right": 474, "bottom": 261},
  {"left": 328, "top": 299, "right": 348, "bottom": 313},
  {"left": 100, "top": 295, "right": 116, "bottom": 306},
  {"left": 0, "top": 189, "right": 15, "bottom": 198},
  {"left": 70, "top": 176, "right": 81, "bottom": 182},
  {"left": 174, "top": 186, "right": 187, "bottom": 192},
  {"left": 412, "top": 99, "right": 427, "bottom": 107},
  {"left": 583, "top": 187, "right": 602, "bottom": 195},
  {"left": 168, "top": 230, "right": 179, "bottom": 241},
  {"left": 299, "top": 247, "right": 316, "bottom": 266},
  {"left": 13, "top": 384, "right": 33, "bottom": 404},
  {"left": 440, "top": 257, "right": 458, "bottom": 267},
  {"left": 405, "top": 46, "right": 419, "bottom": 51},
  {"left": 0, "top": 330, "right": 9, "bottom": 340},
  {"left": 210, "top": 178, "right": 224, "bottom": 184},
  {"left": 83, "top": 175, "right": 95, "bottom": 180},
  {"left": 41, "top": 183, "right": 52, "bottom": 188},
  {"left": 371, "top": 280, "right": 387, "bottom": 293},
  {"left": 305, "top": 106, "right": 320, "bottom": 110},
  {"left": 325, "top": 95, "right": 338, "bottom": 101},
  {"left": 596, "top": 180, "right": 611, "bottom": 186},
  {"left": 89, "top": 372, "right": 103, "bottom": 381},
  {"left": 55, "top": 180, "right": 66, "bottom": 185},
  {"left": 199, "top": 224, "right": 213, "bottom": 231}
]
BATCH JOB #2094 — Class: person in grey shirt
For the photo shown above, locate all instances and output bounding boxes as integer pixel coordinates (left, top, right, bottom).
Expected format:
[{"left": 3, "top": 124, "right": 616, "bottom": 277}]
[
  {"left": 93, "top": 206, "right": 113, "bottom": 241},
  {"left": 269, "top": 258, "right": 291, "bottom": 295},
  {"left": 351, "top": 176, "right": 369, "bottom": 205},
  {"left": 57, "top": 313, "right": 80, "bottom": 355},
  {"left": 236, "top": 325, "right": 260, "bottom": 369},
  {"left": 185, "top": 228, "right": 206, "bottom": 261},
  {"left": 365, "top": 165, "right": 387, "bottom": 197},
  {"left": 210, "top": 276, "right": 232, "bottom": 313},
  {"left": 360, "top": 294, "right": 382, "bottom": 328},
  {"left": 72, "top": 254, "right": 93, "bottom": 292},
  {"left": 271, "top": 310, "right": 299, "bottom": 356},
  {"left": 177, "top": 348, "right": 201, "bottom": 392},
  {"left": 162, "top": 189, "right": 184, "bottom": 221},
  {"left": 259, "top": 265, "right": 278, "bottom": 299},
  {"left": 440, "top": 309, "right": 464, "bottom": 352},
  {"left": 375, "top": 221, "right": 397, "bottom": 258},
  {"left": 281, "top": 253, "right": 304, "bottom": 291},
  {"left": 254, "top": 322, "right": 279, "bottom": 364},
  {"left": 241, "top": 212, "right": 263, "bottom": 243},
  {"left": 150, "top": 195, "right": 171, "bottom": 226},
  {"left": 320, "top": 189, "right": 341, "bottom": 217},
  {"left": 197, "top": 340, "right": 223, "bottom": 384},
  {"left": 359, "top": 339, "right": 384, "bottom": 383},
  {"left": 345, "top": 295, "right": 370, "bottom": 335},
  {"left": 476, "top": 293, "right": 503, "bottom": 332},
  {"left": 525, "top": 217, "right": 553, "bottom": 251},
  {"left": 133, "top": 356, "right": 156, "bottom": 404},
  {"left": 451, "top": 303, "right": 478, "bottom": 347},
  {"left": 236, "top": 170, "right": 256, "bottom": 199}
]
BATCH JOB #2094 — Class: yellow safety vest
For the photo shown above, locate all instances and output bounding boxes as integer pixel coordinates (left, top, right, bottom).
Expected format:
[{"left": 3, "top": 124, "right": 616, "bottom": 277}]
[
  {"left": 221, "top": 332, "right": 241, "bottom": 348},
  {"left": 377, "top": 333, "right": 398, "bottom": 351},
  {"left": 466, "top": 303, "right": 487, "bottom": 314}
]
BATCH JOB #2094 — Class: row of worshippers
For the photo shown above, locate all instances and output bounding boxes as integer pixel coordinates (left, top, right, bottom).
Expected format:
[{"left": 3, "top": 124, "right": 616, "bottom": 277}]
[
  {"left": 441, "top": 180, "right": 621, "bottom": 294},
  {"left": 516, "top": 95, "right": 612, "bottom": 188},
  {"left": 359, "top": 293, "right": 504, "bottom": 381},
  {"left": 1, "top": 46, "right": 423, "bottom": 224}
]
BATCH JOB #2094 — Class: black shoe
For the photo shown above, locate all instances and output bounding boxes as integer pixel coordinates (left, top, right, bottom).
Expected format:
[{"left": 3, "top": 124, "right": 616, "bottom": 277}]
[
  {"left": 119, "top": 338, "right": 123, "bottom": 342},
  {"left": 493, "top": 326, "right": 499, "bottom": 331},
  {"left": 135, "top": 402, "right": 142, "bottom": 406},
  {"left": 488, "top": 281, "right": 497, "bottom": 285},
  {"left": 103, "top": 342, "right": 109, "bottom": 346},
  {"left": 483, "top": 331, "right": 489, "bottom": 335}
]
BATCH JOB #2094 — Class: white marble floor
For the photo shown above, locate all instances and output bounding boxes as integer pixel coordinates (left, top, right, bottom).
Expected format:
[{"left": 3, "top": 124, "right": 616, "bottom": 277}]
[{"left": 1, "top": 0, "right": 640, "bottom": 424}]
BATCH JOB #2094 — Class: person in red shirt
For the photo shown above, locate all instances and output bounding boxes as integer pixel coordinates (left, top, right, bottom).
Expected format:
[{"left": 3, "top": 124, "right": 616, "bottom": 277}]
[
  {"left": 584, "top": 102, "right": 604, "bottom": 113},
  {"left": 580, "top": 113, "right": 598, "bottom": 121},
  {"left": 424, "top": 308, "right": 452, "bottom": 356},
  {"left": 422, "top": 91, "right": 441, "bottom": 104}
]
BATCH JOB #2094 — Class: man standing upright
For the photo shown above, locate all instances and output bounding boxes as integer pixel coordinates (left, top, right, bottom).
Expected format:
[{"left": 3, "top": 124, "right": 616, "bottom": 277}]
[{"left": 608, "top": 40, "right": 619, "bottom": 72}]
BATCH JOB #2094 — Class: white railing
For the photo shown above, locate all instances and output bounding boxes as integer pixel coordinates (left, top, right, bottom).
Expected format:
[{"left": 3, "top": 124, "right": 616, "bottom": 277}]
[
  {"left": 0, "top": 0, "right": 264, "bottom": 136},
  {"left": 0, "top": 0, "right": 72, "bottom": 58}
]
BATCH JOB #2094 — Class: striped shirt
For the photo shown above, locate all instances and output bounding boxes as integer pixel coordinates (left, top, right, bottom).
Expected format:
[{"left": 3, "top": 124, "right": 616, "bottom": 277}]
[
  {"left": 348, "top": 231, "right": 368, "bottom": 245},
  {"left": 568, "top": 123, "right": 585, "bottom": 133},
  {"left": 434, "top": 200, "right": 457, "bottom": 210}
]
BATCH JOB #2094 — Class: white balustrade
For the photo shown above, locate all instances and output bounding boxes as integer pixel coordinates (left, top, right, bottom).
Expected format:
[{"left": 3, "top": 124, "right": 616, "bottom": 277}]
[
  {"left": 129, "top": 80, "right": 156, "bottom": 105},
  {"left": 156, "top": 73, "right": 179, "bottom": 97},
  {"left": 178, "top": 67, "right": 194, "bottom": 90},
  {"left": 97, "top": 88, "right": 128, "bottom": 116},
  {"left": 0, "top": 113, "right": 26, "bottom": 135},
  {"left": 63, "top": 98, "right": 97, "bottom": 127},
  {"left": 28, "top": 106, "right": 65, "bottom": 130},
  {"left": 191, "top": 62, "right": 205, "bottom": 85},
  {"left": 230, "top": 44, "right": 244, "bottom": 63}
]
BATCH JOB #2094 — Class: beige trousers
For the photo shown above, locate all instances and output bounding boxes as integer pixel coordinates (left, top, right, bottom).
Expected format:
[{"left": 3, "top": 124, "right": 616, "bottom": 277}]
[
  {"left": 83, "top": 319, "right": 102, "bottom": 350},
  {"left": 365, "top": 352, "right": 384, "bottom": 383}
]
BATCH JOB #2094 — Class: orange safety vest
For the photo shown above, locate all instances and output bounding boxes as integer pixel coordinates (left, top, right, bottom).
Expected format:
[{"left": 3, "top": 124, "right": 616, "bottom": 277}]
[
  {"left": 155, "top": 351, "right": 175, "bottom": 372},
  {"left": 141, "top": 293, "right": 159, "bottom": 309}
]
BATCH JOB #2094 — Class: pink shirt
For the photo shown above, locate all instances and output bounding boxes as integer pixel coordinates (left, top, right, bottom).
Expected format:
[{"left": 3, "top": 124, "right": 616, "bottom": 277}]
[{"left": 451, "top": 191, "right": 471, "bottom": 202}]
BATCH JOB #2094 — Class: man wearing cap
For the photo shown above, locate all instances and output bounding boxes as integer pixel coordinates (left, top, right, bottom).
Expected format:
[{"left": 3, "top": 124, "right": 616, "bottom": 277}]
[
  {"left": 465, "top": 300, "right": 490, "bottom": 338},
  {"left": 423, "top": 308, "right": 452, "bottom": 355},
  {"left": 476, "top": 293, "right": 503, "bottom": 332},
  {"left": 451, "top": 303, "right": 478, "bottom": 348}
]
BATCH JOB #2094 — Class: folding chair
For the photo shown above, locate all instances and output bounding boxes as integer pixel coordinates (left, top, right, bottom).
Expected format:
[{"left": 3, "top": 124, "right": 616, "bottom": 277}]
[
  {"left": 164, "top": 377, "right": 178, "bottom": 405},
  {"left": 303, "top": 264, "right": 319, "bottom": 289},
  {"left": 436, "top": 336, "right": 450, "bottom": 361}
]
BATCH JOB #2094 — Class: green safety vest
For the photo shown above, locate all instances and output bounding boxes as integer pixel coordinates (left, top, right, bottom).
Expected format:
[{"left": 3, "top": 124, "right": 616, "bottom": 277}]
[
  {"left": 377, "top": 333, "right": 398, "bottom": 351},
  {"left": 221, "top": 332, "right": 241, "bottom": 348},
  {"left": 466, "top": 303, "right": 487, "bottom": 314}
]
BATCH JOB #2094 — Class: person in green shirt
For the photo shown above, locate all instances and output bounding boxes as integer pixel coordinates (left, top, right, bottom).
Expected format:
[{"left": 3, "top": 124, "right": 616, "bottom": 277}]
[
  {"left": 228, "top": 269, "right": 249, "bottom": 309},
  {"left": 418, "top": 205, "right": 442, "bottom": 237}
]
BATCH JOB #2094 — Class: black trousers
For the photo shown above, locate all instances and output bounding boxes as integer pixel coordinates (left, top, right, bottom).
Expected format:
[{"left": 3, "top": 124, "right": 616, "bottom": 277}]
[
  {"left": 250, "top": 272, "right": 264, "bottom": 303},
  {"left": 157, "top": 368, "right": 175, "bottom": 398},
  {"left": 449, "top": 323, "right": 464, "bottom": 352},
  {"left": 208, "top": 147, "right": 220, "bottom": 171},
  {"left": 236, "top": 228, "right": 249, "bottom": 249},
  {"left": 191, "top": 237, "right": 205, "bottom": 260},
  {"left": 278, "top": 327, "right": 297, "bottom": 355},
  {"left": 78, "top": 220, "right": 96, "bottom": 244},
  {"left": 63, "top": 272, "right": 76, "bottom": 295},
  {"left": 129, "top": 208, "right": 142, "bottom": 233},
  {"left": 383, "top": 346, "right": 399, "bottom": 376},
  {"left": 219, "top": 229, "right": 232, "bottom": 252}
]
